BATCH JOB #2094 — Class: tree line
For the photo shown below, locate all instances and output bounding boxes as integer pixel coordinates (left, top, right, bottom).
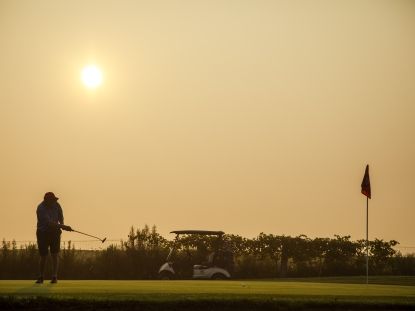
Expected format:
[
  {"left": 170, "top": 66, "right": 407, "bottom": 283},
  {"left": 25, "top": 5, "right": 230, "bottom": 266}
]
[{"left": 1, "top": 225, "right": 414, "bottom": 279}]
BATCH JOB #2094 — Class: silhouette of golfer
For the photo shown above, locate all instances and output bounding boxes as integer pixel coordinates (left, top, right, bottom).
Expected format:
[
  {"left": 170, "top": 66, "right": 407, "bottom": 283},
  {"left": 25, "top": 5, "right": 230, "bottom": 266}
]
[{"left": 36, "top": 192, "right": 72, "bottom": 284}]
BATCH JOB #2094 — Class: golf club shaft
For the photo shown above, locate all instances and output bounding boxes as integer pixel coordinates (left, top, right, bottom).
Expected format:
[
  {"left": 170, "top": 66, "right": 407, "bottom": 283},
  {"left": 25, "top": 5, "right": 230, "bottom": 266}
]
[{"left": 72, "top": 230, "right": 103, "bottom": 241}]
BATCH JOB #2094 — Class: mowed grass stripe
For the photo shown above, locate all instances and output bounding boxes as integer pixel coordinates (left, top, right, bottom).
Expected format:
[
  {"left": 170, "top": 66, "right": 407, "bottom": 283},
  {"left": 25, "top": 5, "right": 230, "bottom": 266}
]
[
  {"left": 0, "top": 280, "right": 414, "bottom": 300},
  {"left": 260, "top": 276, "right": 415, "bottom": 286}
]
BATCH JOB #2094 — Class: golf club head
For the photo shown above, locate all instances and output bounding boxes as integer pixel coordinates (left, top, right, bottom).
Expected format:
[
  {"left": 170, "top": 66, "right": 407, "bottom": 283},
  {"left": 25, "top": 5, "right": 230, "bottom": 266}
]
[{"left": 102, "top": 237, "right": 107, "bottom": 243}]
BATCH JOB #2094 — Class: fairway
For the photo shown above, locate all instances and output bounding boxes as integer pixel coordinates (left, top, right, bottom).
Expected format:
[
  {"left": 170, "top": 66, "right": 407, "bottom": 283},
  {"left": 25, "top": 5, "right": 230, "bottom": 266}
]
[{"left": 1, "top": 279, "right": 415, "bottom": 310}]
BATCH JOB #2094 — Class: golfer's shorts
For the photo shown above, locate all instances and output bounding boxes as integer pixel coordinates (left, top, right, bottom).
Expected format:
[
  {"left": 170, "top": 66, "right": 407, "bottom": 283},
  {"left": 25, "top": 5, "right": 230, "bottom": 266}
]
[{"left": 36, "top": 230, "right": 61, "bottom": 256}]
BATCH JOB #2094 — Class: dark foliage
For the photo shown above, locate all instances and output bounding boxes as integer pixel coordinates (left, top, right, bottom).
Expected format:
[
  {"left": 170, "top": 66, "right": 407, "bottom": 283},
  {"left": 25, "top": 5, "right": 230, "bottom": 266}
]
[{"left": 0, "top": 225, "right": 412, "bottom": 279}]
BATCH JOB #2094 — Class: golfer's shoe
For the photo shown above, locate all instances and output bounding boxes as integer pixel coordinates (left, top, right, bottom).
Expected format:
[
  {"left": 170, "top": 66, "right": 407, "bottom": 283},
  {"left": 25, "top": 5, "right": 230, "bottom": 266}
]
[
  {"left": 35, "top": 277, "right": 43, "bottom": 284},
  {"left": 50, "top": 277, "right": 58, "bottom": 284}
]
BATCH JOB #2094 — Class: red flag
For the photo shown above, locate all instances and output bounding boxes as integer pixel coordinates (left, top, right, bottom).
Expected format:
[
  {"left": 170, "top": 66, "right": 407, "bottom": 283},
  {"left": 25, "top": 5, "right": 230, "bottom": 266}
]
[{"left": 361, "top": 165, "right": 371, "bottom": 199}]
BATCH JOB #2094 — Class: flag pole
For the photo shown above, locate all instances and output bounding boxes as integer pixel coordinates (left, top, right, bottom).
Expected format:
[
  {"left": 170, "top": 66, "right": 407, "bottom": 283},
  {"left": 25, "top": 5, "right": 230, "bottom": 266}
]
[
  {"left": 366, "top": 196, "right": 369, "bottom": 284},
  {"left": 361, "top": 164, "right": 371, "bottom": 285}
]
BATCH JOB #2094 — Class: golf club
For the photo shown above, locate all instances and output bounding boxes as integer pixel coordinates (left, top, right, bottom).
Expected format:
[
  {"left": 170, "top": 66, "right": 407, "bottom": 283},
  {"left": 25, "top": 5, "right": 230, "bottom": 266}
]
[{"left": 71, "top": 229, "right": 107, "bottom": 243}]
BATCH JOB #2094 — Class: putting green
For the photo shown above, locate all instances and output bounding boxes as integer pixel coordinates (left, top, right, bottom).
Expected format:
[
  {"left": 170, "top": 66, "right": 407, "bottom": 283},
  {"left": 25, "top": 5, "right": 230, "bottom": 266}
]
[{"left": 0, "top": 280, "right": 414, "bottom": 303}]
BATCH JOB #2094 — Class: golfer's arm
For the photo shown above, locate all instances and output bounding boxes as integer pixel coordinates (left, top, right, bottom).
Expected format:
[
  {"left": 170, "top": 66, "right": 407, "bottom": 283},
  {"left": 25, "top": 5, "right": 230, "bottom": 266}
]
[
  {"left": 48, "top": 219, "right": 61, "bottom": 228},
  {"left": 55, "top": 222, "right": 66, "bottom": 229},
  {"left": 56, "top": 206, "right": 70, "bottom": 230},
  {"left": 55, "top": 222, "right": 69, "bottom": 230},
  {"left": 44, "top": 211, "right": 64, "bottom": 229},
  {"left": 58, "top": 205, "right": 64, "bottom": 225}
]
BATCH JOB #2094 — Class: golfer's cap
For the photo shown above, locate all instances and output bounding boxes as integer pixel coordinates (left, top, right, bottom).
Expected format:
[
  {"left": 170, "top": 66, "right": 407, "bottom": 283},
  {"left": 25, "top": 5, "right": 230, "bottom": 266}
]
[{"left": 44, "top": 192, "right": 59, "bottom": 201}]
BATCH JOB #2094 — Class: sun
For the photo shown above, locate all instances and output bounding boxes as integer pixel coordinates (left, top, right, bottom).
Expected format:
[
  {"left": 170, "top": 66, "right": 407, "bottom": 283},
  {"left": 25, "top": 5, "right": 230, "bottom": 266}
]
[{"left": 81, "top": 65, "right": 103, "bottom": 89}]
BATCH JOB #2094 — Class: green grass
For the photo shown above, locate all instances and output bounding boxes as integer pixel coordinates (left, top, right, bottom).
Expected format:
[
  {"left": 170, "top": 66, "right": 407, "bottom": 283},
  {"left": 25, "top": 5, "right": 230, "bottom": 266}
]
[
  {"left": 0, "top": 277, "right": 414, "bottom": 310},
  {"left": 261, "top": 275, "right": 415, "bottom": 286}
]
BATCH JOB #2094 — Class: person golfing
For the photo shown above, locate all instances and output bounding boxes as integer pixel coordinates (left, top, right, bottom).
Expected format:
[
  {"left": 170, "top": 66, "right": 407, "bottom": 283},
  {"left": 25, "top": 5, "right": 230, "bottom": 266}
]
[{"left": 36, "top": 192, "right": 72, "bottom": 284}]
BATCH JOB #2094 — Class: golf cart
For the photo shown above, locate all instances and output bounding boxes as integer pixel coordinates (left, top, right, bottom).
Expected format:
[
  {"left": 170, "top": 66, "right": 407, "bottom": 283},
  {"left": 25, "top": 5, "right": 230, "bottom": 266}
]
[{"left": 159, "top": 230, "right": 233, "bottom": 280}]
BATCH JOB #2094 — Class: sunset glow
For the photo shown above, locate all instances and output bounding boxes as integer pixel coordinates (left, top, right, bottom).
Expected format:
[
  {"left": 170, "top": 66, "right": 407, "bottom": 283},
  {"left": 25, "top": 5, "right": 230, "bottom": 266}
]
[{"left": 81, "top": 65, "right": 103, "bottom": 89}]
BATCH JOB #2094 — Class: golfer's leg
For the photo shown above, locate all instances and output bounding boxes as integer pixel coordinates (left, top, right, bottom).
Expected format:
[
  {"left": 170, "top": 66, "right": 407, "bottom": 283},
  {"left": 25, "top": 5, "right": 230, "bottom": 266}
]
[
  {"left": 39, "top": 255, "right": 47, "bottom": 277},
  {"left": 51, "top": 253, "right": 58, "bottom": 278},
  {"left": 36, "top": 230, "right": 48, "bottom": 280},
  {"left": 50, "top": 231, "right": 61, "bottom": 280}
]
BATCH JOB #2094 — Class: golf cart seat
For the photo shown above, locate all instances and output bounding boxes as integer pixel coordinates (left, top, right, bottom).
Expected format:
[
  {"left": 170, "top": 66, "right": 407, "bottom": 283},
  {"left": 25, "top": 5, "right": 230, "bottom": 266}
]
[
  {"left": 198, "top": 252, "right": 215, "bottom": 267},
  {"left": 207, "top": 252, "right": 215, "bottom": 264}
]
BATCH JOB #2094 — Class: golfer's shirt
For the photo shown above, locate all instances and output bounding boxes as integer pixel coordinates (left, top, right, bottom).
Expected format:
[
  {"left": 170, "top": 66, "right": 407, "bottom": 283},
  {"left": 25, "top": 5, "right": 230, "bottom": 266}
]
[{"left": 36, "top": 202, "right": 64, "bottom": 232}]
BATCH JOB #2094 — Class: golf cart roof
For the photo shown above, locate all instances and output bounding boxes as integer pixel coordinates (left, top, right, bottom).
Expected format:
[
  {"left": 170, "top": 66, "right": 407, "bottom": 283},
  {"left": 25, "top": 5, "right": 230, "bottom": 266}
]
[{"left": 170, "top": 230, "right": 225, "bottom": 236}]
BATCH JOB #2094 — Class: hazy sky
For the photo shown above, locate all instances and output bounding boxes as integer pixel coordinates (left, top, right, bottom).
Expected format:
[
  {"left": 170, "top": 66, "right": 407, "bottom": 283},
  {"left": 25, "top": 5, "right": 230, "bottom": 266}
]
[{"left": 1, "top": 0, "right": 414, "bottom": 251}]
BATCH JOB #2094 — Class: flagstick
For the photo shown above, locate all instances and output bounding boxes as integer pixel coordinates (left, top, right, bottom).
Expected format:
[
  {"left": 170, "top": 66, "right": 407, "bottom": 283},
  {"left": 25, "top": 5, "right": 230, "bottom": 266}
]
[{"left": 366, "top": 196, "right": 369, "bottom": 285}]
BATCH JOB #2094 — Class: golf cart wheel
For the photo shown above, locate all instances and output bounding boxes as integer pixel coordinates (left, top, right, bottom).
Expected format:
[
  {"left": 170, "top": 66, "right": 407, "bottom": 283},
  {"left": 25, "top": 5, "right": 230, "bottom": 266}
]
[
  {"left": 159, "top": 271, "right": 174, "bottom": 280},
  {"left": 211, "top": 273, "right": 227, "bottom": 280}
]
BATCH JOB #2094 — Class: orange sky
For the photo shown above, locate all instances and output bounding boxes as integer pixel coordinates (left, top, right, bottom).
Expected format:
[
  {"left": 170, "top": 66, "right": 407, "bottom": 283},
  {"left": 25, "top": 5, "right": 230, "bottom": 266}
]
[{"left": 0, "top": 0, "right": 414, "bottom": 251}]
